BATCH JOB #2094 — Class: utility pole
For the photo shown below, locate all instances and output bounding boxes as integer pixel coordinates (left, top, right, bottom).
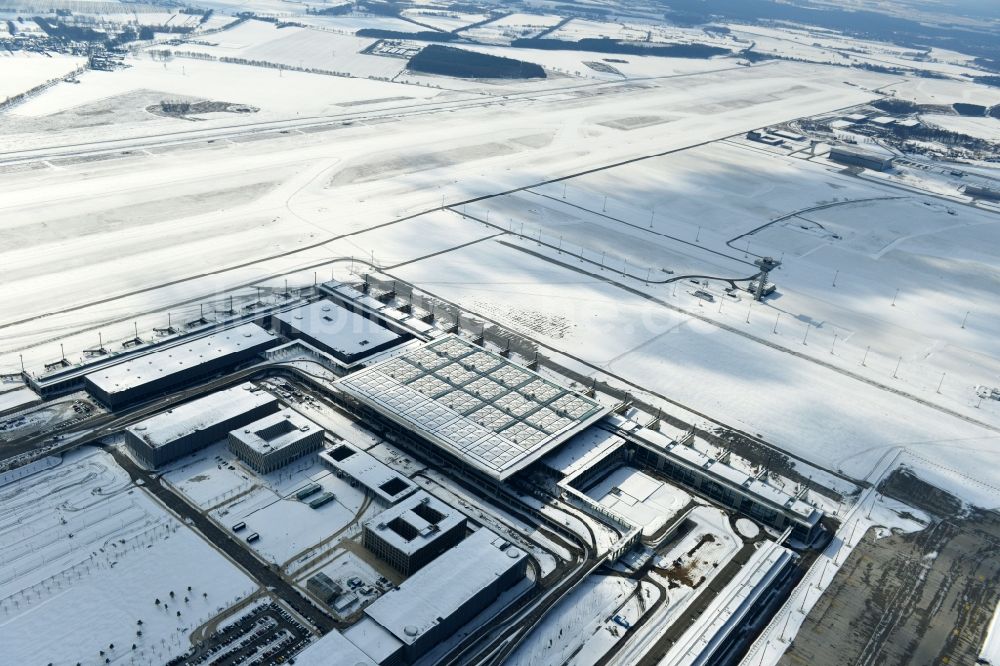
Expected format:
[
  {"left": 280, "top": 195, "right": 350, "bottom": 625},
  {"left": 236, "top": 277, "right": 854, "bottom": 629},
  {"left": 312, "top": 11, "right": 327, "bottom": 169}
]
[
  {"left": 602, "top": 195, "right": 607, "bottom": 212},
  {"left": 802, "top": 324, "right": 810, "bottom": 345},
  {"left": 962, "top": 311, "right": 970, "bottom": 329},
  {"left": 773, "top": 313, "right": 780, "bottom": 334},
  {"left": 862, "top": 345, "right": 870, "bottom": 366},
  {"left": 891, "top": 288, "right": 899, "bottom": 307},
  {"left": 832, "top": 269, "right": 839, "bottom": 287},
  {"left": 892, "top": 355, "right": 901, "bottom": 379}
]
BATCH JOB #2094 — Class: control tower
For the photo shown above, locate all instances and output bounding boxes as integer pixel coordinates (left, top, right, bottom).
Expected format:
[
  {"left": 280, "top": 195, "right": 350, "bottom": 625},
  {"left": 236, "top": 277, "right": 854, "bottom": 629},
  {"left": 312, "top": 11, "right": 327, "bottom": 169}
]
[{"left": 752, "top": 257, "right": 781, "bottom": 301}]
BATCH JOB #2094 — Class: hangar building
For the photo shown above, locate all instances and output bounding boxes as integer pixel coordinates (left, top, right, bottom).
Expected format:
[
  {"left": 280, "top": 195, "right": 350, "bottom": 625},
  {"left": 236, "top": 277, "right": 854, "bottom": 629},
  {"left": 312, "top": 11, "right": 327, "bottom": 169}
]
[
  {"left": 228, "top": 409, "right": 324, "bottom": 473},
  {"left": 272, "top": 300, "right": 407, "bottom": 365},
  {"left": 362, "top": 491, "right": 466, "bottom": 575},
  {"left": 84, "top": 323, "right": 276, "bottom": 409},
  {"left": 124, "top": 383, "right": 278, "bottom": 468},
  {"left": 828, "top": 146, "right": 894, "bottom": 172}
]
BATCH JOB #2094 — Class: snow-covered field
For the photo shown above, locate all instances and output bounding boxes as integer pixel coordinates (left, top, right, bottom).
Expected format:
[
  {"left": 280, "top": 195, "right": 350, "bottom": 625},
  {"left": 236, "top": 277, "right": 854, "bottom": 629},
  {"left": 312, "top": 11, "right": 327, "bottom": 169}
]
[
  {"left": 508, "top": 575, "right": 643, "bottom": 666},
  {"left": 0, "top": 448, "right": 257, "bottom": 664},
  {"left": 8, "top": 54, "right": 439, "bottom": 124},
  {"left": 0, "top": 51, "right": 85, "bottom": 102},
  {"left": 170, "top": 19, "right": 405, "bottom": 79},
  {"left": 401, "top": 9, "right": 488, "bottom": 32},
  {"left": 921, "top": 114, "right": 1000, "bottom": 142},
  {"left": 461, "top": 12, "right": 564, "bottom": 43},
  {"left": 0, "top": 60, "right": 883, "bottom": 376}
]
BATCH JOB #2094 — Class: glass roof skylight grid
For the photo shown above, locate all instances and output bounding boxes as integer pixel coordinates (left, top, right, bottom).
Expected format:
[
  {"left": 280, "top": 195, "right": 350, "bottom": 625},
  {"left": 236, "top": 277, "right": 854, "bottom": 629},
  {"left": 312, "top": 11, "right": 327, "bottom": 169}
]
[
  {"left": 405, "top": 402, "right": 457, "bottom": 430},
  {"left": 464, "top": 376, "right": 509, "bottom": 401},
  {"left": 335, "top": 335, "right": 608, "bottom": 479},
  {"left": 518, "top": 379, "right": 562, "bottom": 404},
  {"left": 438, "top": 420, "right": 492, "bottom": 449},
  {"left": 500, "top": 422, "right": 547, "bottom": 448},
  {"left": 525, "top": 407, "right": 573, "bottom": 434},
  {"left": 468, "top": 405, "right": 515, "bottom": 431},
  {"left": 380, "top": 358, "right": 423, "bottom": 383},
  {"left": 438, "top": 390, "right": 484, "bottom": 416},
  {"left": 462, "top": 350, "right": 503, "bottom": 374},
  {"left": 490, "top": 365, "right": 533, "bottom": 389},
  {"left": 437, "top": 362, "right": 478, "bottom": 386},
  {"left": 493, "top": 391, "right": 537, "bottom": 418},
  {"left": 429, "top": 336, "right": 476, "bottom": 360},
  {"left": 407, "top": 347, "right": 451, "bottom": 371},
  {"left": 407, "top": 374, "right": 452, "bottom": 399},
  {"left": 550, "top": 394, "right": 599, "bottom": 420}
]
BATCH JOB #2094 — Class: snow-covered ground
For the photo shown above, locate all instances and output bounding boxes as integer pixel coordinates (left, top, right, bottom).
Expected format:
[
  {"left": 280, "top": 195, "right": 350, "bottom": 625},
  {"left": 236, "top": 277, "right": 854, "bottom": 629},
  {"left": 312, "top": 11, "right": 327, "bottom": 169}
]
[
  {"left": 461, "top": 12, "right": 564, "bottom": 44},
  {"left": 0, "top": 51, "right": 85, "bottom": 103},
  {"left": 401, "top": 9, "right": 488, "bottom": 32},
  {"left": 0, "top": 60, "right": 883, "bottom": 378},
  {"left": 508, "top": 575, "right": 644, "bottom": 666},
  {"left": 8, "top": 53, "right": 440, "bottom": 123},
  {"left": 0, "top": 448, "right": 257, "bottom": 664},
  {"left": 170, "top": 19, "right": 405, "bottom": 79},
  {"left": 198, "top": 457, "right": 372, "bottom": 567},
  {"left": 921, "top": 114, "right": 1000, "bottom": 142}
]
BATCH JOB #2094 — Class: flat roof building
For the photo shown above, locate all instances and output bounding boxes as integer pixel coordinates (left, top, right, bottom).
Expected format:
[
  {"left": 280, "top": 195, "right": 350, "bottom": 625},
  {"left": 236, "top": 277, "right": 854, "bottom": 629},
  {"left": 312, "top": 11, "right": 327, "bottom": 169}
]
[
  {"left": 124, "top": 383, "right": 278, "bottom": 469},
  {"left": 965, "top": 184, "right": 1000, "bottom": 201},
  {"left": 306, "top": 572, "right": 343, "bottom": 605},
  {"left": 362, "top": 490, "right": 466, "bottom": 575},
  {"left": 343, "top": 618, "right": 404, "bottom": 666},
  {"left": 84, "top": 323, "right": 276, "bottom": 409},
  {"left": 319, "top": 443, "right": 418, "bottom": 505},
  {"left": 273, "top": 300, "right": 407, "bottom": 365},
  {"left": 228, "top": 409, "right": 324, "bottom": 474},
  {"left": 290, "top": 628, "right": 378, "bottom": 666},
  {"left": 361, "top": 528, "right": 529, "bottom": 663},
  {"left": 336, "top": 335, "right": 608, "bottom": 481},
  {"left": 829, "top": 146, "right": 894, "bottom": 172}
]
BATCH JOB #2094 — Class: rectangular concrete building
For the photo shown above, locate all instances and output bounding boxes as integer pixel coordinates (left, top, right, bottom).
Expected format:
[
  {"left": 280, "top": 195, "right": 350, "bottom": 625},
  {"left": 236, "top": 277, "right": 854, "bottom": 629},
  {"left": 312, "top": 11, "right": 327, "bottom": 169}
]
[
  {"left": 124, "top": 383, "right": 278, "bottom": 469},
  {"left": 319, "top": 443, "right": 417, "bottom": 505},
  {"left": 362, "top": 490, "right": 466, "bottom": 575},
  {"left": 273, "top": 300, "right": 407, "bottom": 365},
  {"left": 362, "top": 528, "right": 529, "bottom": 663},
  {"left": 228, "top": 408, "right": 324, "bottom": 473},
  {"left": 85, "top": 323, "right": 276, "bottom": 409}
]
